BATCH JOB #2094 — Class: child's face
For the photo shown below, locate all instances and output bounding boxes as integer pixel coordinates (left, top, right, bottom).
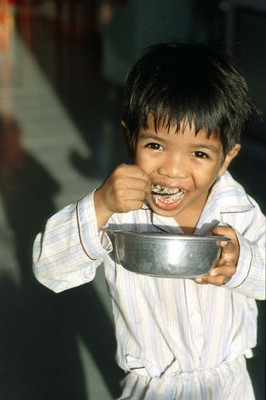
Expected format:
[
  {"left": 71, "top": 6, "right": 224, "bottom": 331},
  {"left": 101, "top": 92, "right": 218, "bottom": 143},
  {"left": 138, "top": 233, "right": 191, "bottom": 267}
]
[{"left": 134, "top": 115, "right": 240, "bottom": 227}]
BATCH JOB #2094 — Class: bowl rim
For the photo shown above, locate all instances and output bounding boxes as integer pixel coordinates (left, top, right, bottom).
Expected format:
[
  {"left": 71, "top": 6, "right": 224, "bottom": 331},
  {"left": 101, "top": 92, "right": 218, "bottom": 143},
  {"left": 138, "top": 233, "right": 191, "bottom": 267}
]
[{"left": 105, "top": 229, "right": 231, "bottom": 242}]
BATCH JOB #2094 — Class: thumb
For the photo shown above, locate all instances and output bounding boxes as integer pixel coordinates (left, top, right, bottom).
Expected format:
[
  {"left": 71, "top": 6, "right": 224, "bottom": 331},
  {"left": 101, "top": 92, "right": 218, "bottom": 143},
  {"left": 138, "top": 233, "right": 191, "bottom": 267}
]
[
  {"left": 212, "top": 226, "right": 234, "bottom": 251},
  {"left": 212, "top": 226, "right": 234, "bottom": 240}
]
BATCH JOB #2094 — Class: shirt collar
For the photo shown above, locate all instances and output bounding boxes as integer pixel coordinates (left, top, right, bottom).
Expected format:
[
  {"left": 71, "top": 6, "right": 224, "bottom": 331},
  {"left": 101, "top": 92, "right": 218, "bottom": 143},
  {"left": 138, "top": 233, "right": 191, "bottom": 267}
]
[{"left": 207, "top": 172, "right": 254, "bottom": 213}]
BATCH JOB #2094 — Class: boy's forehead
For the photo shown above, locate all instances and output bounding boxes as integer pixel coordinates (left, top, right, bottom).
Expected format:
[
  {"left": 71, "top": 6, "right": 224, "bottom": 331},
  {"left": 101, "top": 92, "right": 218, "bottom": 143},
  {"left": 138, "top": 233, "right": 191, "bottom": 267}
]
[
  {"left": 143, "top": 114, "right": 185, "bottom": 131},
  {"left": 140, "top": 113, "right": 217, "bottom": 138}
]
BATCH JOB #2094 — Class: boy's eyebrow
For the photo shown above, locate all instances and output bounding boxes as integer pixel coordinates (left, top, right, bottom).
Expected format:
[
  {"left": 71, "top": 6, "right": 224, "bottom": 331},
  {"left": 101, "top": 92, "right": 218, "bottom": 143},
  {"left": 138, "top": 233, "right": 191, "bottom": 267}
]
[
  {"left": 138, "top": 131, "right": 221, "bottom": 153},
  {"left": 191, "top": 143, "right": 221, "bottom": 153},
  {"left": 138, "top": 131, "right": 164, "bottom": 140},
  {"left": 138, "top": 131, "right": 170, "bottom": 145}
]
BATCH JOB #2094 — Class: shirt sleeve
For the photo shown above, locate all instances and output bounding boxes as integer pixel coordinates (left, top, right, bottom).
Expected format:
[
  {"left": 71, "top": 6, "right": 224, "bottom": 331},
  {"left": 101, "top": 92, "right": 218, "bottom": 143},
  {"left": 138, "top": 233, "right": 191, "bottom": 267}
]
[
  {"left": 32, "top": 192, "right": 112, "bottom": 293},
  {"left": 223, "top": 202, "right": 266, "bottom": 300}
]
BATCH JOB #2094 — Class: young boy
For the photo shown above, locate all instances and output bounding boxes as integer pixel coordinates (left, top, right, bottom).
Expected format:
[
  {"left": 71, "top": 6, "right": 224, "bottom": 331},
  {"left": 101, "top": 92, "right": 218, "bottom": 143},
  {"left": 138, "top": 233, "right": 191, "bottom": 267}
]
[{"left": 33, "top": 42, "right": 265, "bottom": 399}]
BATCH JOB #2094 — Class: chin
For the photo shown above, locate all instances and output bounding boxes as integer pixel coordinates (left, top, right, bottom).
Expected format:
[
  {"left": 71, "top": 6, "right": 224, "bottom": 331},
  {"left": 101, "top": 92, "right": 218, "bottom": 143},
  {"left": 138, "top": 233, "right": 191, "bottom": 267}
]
[{"left": 148, "top": 203, "right": 180, "bottom": 218}]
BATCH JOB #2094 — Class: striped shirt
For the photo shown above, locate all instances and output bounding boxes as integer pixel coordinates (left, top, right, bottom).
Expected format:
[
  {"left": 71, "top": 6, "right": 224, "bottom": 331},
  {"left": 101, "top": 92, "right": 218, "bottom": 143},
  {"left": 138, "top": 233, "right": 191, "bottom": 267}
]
[{"left": 33, "top": 171, "right": 265, "bottom": 399}]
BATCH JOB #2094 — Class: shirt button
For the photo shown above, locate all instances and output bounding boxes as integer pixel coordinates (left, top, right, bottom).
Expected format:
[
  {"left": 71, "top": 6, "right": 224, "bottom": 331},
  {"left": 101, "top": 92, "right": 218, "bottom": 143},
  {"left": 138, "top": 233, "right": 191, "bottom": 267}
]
[{"left": 191, "top": 312, "right": 201, "bottom": 321}]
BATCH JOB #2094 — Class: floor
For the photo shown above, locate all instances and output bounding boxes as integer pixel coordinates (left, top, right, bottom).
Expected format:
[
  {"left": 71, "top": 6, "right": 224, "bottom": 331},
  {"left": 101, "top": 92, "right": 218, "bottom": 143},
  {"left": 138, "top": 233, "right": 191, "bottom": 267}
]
[{"left": 0, "top": 3, "right": 265, "bottom": 400}]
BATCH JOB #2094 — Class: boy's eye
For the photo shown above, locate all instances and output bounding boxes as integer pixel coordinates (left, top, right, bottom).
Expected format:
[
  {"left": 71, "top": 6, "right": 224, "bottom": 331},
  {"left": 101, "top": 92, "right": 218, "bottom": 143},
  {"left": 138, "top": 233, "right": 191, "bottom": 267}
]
[
  {"left": 146, "top": 142, "right": 162, "bottom": 150},
  {"left": 192, "top": 151, "right": 209, "bottom": 159}
]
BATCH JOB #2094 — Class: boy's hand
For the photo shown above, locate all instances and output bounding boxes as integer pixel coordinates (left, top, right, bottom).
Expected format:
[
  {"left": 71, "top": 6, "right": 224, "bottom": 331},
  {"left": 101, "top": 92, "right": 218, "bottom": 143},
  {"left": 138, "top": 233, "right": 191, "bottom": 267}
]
[
  {"left": 94, "top": 164, "right": 151, "bottom": 228},
  {"left": 195, "top": 226, "right": 240, "bottom": 286}
]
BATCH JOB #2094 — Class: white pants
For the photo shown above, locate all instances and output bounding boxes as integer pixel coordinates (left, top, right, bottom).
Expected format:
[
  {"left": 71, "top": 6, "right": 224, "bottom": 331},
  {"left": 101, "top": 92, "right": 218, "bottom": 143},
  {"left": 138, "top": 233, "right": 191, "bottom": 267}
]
[{"left": 117, "top": 356, "right": 255, "bottom": 400}]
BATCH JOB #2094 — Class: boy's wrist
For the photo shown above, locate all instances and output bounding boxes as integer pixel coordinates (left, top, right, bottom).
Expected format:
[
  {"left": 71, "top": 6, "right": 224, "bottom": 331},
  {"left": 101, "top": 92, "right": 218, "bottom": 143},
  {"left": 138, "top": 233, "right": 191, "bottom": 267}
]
[{"left": 94, "top": 188, "right": 113, "bottom": 229}]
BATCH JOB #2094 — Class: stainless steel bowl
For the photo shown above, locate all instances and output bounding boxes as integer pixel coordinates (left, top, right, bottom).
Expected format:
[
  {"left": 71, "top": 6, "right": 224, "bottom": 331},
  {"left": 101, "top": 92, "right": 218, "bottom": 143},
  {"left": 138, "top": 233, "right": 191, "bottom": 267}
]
[{"left": 107, "top": 230, "right": 230, "bottom": 278}]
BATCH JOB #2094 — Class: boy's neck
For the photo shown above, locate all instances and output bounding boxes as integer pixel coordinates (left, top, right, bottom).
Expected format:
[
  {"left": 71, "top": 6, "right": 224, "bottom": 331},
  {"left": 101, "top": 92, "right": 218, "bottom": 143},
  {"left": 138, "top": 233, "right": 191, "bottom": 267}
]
[
  {"left": 174, "top": 196, "right": 209, "bottom": 235},
  {"left": 174, "top": 214, "right": 199, "bottom": 235}
]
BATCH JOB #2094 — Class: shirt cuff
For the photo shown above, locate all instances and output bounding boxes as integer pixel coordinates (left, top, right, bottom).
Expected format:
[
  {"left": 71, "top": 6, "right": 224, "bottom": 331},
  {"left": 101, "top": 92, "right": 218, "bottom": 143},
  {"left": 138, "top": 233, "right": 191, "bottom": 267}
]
[{"left": 76, "top": 192, "right": 112, "bottom": 260}]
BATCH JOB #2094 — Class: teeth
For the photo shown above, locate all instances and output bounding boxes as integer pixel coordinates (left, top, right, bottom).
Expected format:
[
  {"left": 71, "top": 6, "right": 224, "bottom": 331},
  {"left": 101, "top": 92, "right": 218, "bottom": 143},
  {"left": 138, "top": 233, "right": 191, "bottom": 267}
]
[{"left": 152, "top": 184, "right": 185, "bottom": 196}]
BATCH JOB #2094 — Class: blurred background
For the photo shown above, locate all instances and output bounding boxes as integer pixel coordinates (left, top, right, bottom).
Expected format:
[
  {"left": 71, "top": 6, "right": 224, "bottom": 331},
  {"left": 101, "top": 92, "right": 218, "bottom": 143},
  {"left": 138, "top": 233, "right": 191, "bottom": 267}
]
[{"left": 0, "top": 0, "right": 265, "bottom": 399}]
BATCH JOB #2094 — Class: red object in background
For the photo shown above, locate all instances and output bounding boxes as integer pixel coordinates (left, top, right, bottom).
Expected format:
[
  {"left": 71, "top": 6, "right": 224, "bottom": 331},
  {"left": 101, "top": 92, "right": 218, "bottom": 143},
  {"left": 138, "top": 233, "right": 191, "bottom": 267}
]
[
  {"left": 8, "top": 1, "right": 41, "bottom": 4},
  {"left": 0, "top": 0, "right": 14, "bottom": 54}
]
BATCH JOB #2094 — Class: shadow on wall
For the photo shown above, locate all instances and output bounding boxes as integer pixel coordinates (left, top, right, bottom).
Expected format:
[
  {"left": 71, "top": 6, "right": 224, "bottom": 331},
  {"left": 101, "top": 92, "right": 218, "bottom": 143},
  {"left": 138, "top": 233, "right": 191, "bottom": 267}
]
[{"left": 0, "top": 113, "right": 123, "bottom": 399}]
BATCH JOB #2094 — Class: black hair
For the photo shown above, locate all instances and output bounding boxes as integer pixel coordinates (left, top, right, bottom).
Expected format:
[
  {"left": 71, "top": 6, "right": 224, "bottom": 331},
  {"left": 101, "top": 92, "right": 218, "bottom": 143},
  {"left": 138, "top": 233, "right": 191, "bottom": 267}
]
[{"left": 122, "top": 42, "right": 260, "bottom": 158}]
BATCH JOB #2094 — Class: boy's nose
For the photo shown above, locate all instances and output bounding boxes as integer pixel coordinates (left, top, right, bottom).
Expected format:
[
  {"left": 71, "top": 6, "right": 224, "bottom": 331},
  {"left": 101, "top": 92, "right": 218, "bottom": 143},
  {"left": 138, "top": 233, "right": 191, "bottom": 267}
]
[{"left": 158, "top": 154, "right": 188, "bottom": 179}]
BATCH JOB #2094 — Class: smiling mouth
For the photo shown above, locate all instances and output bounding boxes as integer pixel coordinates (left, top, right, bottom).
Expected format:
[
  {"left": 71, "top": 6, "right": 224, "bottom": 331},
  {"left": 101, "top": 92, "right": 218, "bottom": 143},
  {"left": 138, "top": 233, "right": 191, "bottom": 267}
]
[{"left": 151, "top": 184, "right": 187, "bottom": 204}]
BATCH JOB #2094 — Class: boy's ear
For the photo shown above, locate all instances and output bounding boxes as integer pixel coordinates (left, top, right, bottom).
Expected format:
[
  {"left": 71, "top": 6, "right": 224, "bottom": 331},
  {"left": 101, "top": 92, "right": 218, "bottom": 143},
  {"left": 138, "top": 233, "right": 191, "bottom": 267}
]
[
  {"left": 121, "top": 120, "right": 127, "bottom": 131},
  {"left": 120, "top": 120, "right": 134, "bottom": 160},
  {"left": 219, "top": 144, "right": 241, "bottom": 176},
  {"left": 121, "top": 119, "right": 129, "bottom": 140}
]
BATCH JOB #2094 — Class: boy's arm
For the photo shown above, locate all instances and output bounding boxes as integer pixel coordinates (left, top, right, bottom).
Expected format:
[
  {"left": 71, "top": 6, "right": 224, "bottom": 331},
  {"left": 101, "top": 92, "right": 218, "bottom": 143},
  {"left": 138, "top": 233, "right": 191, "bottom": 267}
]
[
  {"left": 33, "top": 164, "right": 151, "bottom": 292},
  {"left": 33, "top": 193, "right": 111, "bottom": 293},
  {"left": 225, "top": 229, "right": 266, "bottom": 299},
  {"left": 195, "top": 208, "right": 266, "bottom": 300}
]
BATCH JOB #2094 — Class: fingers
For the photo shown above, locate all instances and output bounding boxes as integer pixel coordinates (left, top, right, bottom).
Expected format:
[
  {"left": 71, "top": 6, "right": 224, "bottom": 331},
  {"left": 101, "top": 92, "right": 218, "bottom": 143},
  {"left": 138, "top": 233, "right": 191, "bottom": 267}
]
[
  {"left": 113, "top": 164, "right": 151, "bottom": 188},
  {"left": 98, "top": 164, "right": 152, "bottom": 214},
  {"left": 122, "top": 163, "right": 151, "bottom": 182},
  {"left": 195, "top": 258, "right": 235, "bottom": 285},
  {"left": 195, "top": 226, "right": 240, "bottom": 286},
  {"left": 212, "top": 226, "right": 239, "bottom": 264},
  {"left": 195, "top": 271, "right": 232, "bottom": 286},
  {"left": 212, "top": 225, "right": 236, "bottom": 242},
  {"left": 111, "top": 164, "right": 151, "bottom": 201}
]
